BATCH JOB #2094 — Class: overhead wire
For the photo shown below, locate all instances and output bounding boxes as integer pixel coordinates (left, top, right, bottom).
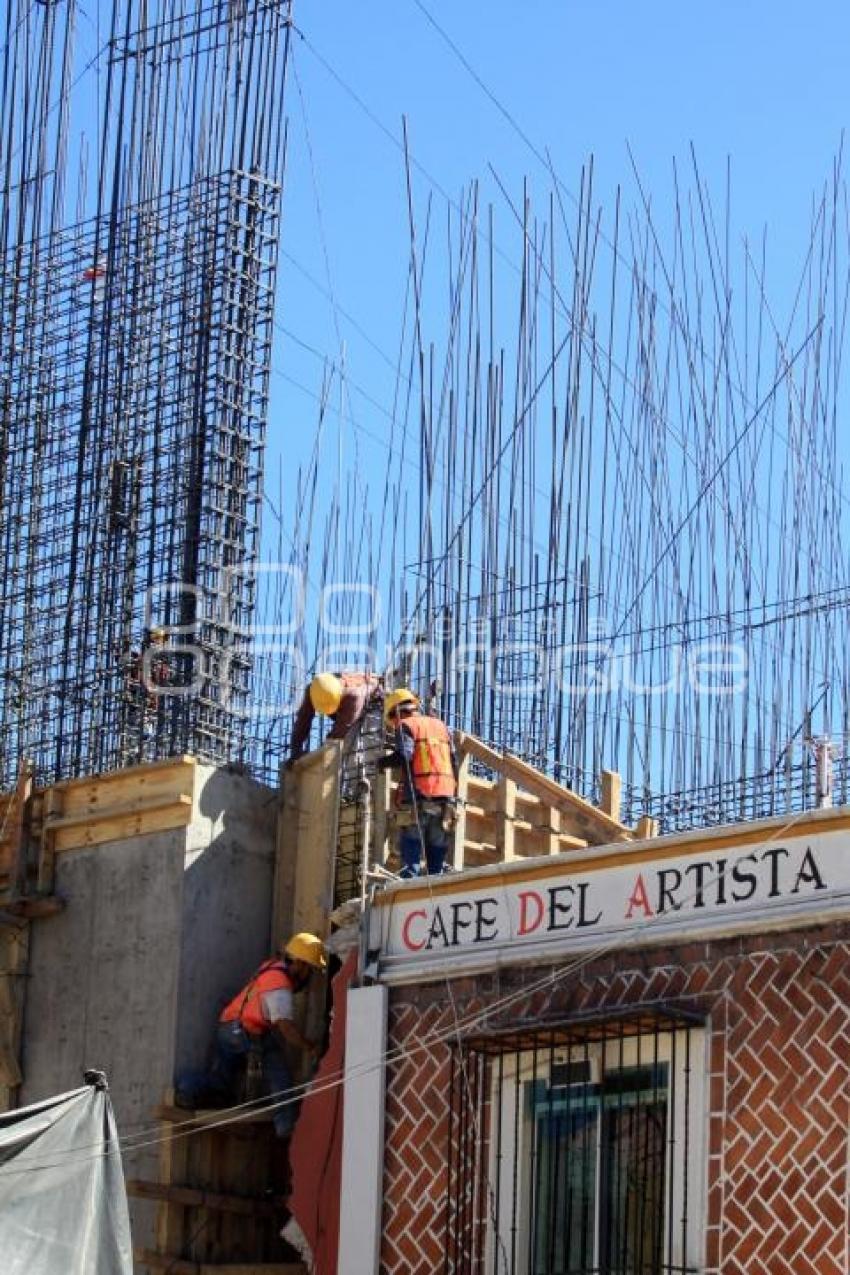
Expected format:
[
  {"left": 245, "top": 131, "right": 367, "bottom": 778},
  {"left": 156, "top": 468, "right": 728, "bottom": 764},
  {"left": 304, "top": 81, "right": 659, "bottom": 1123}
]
[{"left": 0, "top": 790, "right": 833, "bottom": 1179}]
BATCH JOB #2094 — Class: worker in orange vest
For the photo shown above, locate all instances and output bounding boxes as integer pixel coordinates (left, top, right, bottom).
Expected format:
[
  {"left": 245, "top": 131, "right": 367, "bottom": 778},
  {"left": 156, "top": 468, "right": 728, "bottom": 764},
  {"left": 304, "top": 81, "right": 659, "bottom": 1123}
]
[
  {"left": 379, "top": 688, "right": 458, "bottom": 878},
  {"left": 288, "top": 671, "right": 384, "bottom": 765},
  {"left": 175, "top": 933, "right": 326, "bottom": 1138}
]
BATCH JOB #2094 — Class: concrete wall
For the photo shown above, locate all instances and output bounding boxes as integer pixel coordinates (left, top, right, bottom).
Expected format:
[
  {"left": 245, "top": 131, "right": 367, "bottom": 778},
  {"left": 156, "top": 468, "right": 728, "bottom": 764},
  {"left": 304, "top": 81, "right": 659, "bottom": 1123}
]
[
  {"left": 20, "top": 827, "right": 186, "bottom": 1116},
  {"left": 18, "top": 761, "right": 278, "bottom": 1260},
  {"left": 175, "top": 763, "right": 278, "bottom": 1071},
  {"left": 20, "top": 825, "right": 187, "bottom": 1256}
]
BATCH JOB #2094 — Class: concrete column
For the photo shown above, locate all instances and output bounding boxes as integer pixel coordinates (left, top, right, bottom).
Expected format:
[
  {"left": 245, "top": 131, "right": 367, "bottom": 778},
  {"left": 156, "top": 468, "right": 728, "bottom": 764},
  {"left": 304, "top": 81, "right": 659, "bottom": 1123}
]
[{"left": 338, "top": 984, "right": 388, "bottom": 1275}]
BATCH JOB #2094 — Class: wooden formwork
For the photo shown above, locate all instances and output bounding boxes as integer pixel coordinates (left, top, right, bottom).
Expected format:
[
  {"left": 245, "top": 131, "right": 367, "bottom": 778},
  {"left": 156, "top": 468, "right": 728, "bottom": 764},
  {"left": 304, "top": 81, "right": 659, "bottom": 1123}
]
[
  {"left": 282, "top": 729, "right": 656, "bottom": 911},
  {"left": 1, "top": 755, "right": 195, "bottom": 898},
  {"left": 132, "top": 1098, "right": 304, "bottom": 1275},
  {"left": 349, "top": 731, "right": 650, "bottom": 883},
  {"left": 34, "top": 755, "right": 195, "bottom": 893}
]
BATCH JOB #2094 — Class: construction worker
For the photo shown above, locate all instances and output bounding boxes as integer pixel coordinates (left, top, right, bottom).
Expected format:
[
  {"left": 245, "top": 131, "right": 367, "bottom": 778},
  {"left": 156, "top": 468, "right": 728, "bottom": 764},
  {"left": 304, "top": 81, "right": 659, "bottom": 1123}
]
[
  {"left": 142, "top": 627, "right": 171, "bottom": 704},
  {"left": 379, "top": 688, "right": 458, "bottom": 878},
  {"left": 175, "top": 933, "right": 326, "bottom": 1139},
  {"left": 288, "top": 671, "right": 383, "bottom": 765},
  {"left": 117, "top": 627, "right": 171, "bottom": 753}
]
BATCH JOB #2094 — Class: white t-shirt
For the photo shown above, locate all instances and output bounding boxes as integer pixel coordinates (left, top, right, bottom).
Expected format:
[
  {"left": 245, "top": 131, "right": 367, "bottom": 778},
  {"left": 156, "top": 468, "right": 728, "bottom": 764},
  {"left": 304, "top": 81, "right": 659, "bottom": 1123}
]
[{"left": 260, "top": 986, "right": 294, "bottom": 1025}]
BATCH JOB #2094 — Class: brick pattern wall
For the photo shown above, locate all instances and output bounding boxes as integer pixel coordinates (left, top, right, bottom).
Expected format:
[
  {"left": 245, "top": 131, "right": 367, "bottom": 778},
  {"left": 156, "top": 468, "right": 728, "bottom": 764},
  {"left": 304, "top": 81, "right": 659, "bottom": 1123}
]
[{"left": 380, "top": 924, "right": 850, "bottom": 1275}]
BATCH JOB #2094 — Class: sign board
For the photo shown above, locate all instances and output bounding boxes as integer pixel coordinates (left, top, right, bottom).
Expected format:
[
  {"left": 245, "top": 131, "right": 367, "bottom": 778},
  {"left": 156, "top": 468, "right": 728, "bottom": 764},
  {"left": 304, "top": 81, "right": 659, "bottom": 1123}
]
[{"left": 370, "top": 822, "right": 850, "bottom": 982}]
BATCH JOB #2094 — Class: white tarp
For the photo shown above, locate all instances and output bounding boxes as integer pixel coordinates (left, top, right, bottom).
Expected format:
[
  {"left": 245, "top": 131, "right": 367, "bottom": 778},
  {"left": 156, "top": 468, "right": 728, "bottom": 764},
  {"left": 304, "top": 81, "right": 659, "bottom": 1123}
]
[{"left": 0, "top": 1075, "right": 132, "bottom": 1275}]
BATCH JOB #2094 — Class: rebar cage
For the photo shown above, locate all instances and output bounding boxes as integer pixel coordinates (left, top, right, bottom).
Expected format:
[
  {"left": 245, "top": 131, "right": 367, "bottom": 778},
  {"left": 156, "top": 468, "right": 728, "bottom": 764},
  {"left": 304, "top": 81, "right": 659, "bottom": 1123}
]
[
  {"left": 445, "top": 1008, "right": 706, "bottom": 1275},
  {"left": 0, "top": 0, "right": 293, "bottom": 787}
]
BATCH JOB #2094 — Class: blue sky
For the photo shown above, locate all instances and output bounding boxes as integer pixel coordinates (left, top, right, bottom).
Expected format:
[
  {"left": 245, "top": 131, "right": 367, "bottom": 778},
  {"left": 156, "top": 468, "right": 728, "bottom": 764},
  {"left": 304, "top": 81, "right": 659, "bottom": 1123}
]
[
  {"left": 48, "top": 0, "right": 850, "bottom": 787},
  {"left": 271, "top": 1, "right": 850, "bottom": 570}
]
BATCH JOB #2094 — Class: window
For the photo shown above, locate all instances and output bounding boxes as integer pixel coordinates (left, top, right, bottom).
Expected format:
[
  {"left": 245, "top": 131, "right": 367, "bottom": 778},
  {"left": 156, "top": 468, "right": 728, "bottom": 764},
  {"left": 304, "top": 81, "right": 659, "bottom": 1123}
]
[{"left": 444, "top": 1013, "right": 706, "bottom": 1275}]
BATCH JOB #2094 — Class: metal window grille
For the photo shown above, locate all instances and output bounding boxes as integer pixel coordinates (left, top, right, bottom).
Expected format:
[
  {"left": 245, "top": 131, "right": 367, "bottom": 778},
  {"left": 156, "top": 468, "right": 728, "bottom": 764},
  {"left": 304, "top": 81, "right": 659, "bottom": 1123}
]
[{"left": 445, "top": 1008, "right": 705, "bottom": 1275}]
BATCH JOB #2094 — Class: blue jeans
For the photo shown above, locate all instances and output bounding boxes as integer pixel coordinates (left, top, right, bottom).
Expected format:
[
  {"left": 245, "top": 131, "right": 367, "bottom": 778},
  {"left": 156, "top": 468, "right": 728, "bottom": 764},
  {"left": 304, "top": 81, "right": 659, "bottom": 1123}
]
[
  {"left": 399, "top": 806, "right": 448, "bottom": 876},
  {"left": 178, "top": 1022, "right": 296, "bottom": 1138}
]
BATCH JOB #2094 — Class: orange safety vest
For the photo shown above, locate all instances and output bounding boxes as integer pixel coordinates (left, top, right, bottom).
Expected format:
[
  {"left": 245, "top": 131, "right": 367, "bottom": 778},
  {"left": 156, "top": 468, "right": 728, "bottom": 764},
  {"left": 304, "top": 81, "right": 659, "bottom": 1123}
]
[
  {"left": 219, "top": 959, "right": 294, "bottom": 1038},
  {"left": 402, "top": 713, "right": 456, "bottom": 800}
]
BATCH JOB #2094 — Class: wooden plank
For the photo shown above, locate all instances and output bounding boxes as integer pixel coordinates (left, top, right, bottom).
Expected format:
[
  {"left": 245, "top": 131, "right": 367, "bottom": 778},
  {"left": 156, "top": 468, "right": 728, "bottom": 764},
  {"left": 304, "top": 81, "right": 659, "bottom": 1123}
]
[
  {"left": 127, "top": 1180, "right": 281, "bottom": 1218},
  {"left": 1, "top": 895, "right": 63, "bottom": 920},
  {"left": 546, "top": 807, "right": 560, "bottom": 855},
  {"left": 54, "top": 755, "right": 195, "bottom": 796},
  {"left": 7, "top": 761, "right": 33, "bottom": 897},
  {"left": 0, "top": 926, "right": 27, "bottom": 1097},
  {"left": 36, "top": 786, "right": 59, "bottom": 894},
  {"left": 49, "top": 795, "right": 192, "bottom": 853},
  {"left": 191, "top": 1114, "right": 216, "bottom": 1263},
  {"left": 456, "top": 732, "right": 632, "bottom": 843},
  {"left": 0, "top": 787, "right": 20, "bottom": 877},
  {"left": 452, "top": 753, "right": 469, "bottom": 870},
  {"left": 372, "top": 769, "right": 390, "bottom": 866},
  {"left": 635, "top": 814, "right": 660, "bottom": 839},
  {"left": 154, "top": 1104, "right": 274, "bottom": 1130},
  {"left": 273, "top": 742, "right": 341, "bottom": 944},
  {"left": 45, "top": 792, "right": 193, "bottom": 832},
  {"left": 463, "top": 775, "right": 499, "bottom": 812},
  {"left": 155, "top": 1092, "right": 189, "bottom": 1258},
  {"left": 196, "top": 1268, "right": 305, "bottom": 1274},
  {"left": 139, "top": 1248, "right": 199, "bottom": 1275},
  {"left": 290, "top": 743, "right": 341, "bottom": 934},
  {"left": 460, "top": 840, "right": 501, "bottom": 868},
  {"left": 496, "top": 777, "right": 517, "bottom": 862},
  {"left": 273, "top": 743, "right": 341, "bottom": 1061},
  {"left": 55, "top": 770, "right": 195, "bottom": 820},
  {"left": 218, "top": 1120, "right": 247, "bottom": 1260},
  {"left": 136, "top": 1251, "right": 304, "bottom": 1275},
  {"left": 554, "top": 829, "right": 586, "bottom": 850},
  {"left": 599, "top": 770, "right": 622, "bottom": 822},
  {"left": 511, "top": 813, "right": 585, "bottom": 852},
  {"left": 271, "top": 766, "right": 291, "bottom": 947}
]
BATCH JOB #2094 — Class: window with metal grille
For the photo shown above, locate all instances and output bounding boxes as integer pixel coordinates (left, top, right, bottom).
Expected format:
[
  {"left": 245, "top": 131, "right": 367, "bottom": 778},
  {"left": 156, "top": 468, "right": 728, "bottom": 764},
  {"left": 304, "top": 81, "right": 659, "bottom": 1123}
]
[{"left": 444, "top": 1009, "right": 705, "bottom": 1275}]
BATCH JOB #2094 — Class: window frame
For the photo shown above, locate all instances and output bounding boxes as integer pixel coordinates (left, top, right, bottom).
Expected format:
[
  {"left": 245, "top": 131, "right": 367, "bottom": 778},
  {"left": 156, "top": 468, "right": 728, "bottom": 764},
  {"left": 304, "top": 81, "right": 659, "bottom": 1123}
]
[{"left": 483, "top": 1026, "right": 708, "bottom": 1274}]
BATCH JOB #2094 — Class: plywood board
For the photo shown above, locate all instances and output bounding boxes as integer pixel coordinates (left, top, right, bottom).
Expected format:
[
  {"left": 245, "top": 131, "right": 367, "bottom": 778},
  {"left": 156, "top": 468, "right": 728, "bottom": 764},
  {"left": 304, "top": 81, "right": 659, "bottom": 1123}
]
[
  {"left": 48, "top": 795, "right": 193, "bottom": 853},
  {"left": 0, "top": 926, "right": 27, "bottom": 1097},
  {"left": 274, "top": 743, "right": 341, "bottom": 943},
  {"left": 456, "top": 732, "right": 632, "bottom": 844},
  {"left": 137, "top": 1252, "right": 304, "bottom": 1274}
]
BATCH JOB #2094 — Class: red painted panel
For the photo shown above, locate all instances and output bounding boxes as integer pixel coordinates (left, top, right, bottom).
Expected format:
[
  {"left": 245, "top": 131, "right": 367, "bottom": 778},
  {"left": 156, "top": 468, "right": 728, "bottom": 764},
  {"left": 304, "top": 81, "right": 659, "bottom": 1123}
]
[{"left": 290, "top": 949, "right": 357, "bottom": 1274}]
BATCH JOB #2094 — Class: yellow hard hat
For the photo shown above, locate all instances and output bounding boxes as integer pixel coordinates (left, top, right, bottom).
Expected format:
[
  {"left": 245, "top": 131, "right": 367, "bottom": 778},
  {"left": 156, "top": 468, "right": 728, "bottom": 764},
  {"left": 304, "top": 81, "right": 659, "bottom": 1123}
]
[
  {"left": 309, "top": 673, "right": 343, "bottom": 716},
  {"left": 384, "top": 687, "right": 419, "bottom": 724},
  {"left": 148, "top": 626, "right": 167, "bottom": 642},
  {"left": 284, "top": 932, "right": 327, "bottom": 970}
]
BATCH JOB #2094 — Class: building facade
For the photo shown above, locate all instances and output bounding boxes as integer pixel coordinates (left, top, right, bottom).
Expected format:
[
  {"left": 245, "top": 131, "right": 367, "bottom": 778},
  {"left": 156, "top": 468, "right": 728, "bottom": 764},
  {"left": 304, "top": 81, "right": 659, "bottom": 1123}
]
[{"left": 340, "top": 805, "right": 850, "bottom": 1274}]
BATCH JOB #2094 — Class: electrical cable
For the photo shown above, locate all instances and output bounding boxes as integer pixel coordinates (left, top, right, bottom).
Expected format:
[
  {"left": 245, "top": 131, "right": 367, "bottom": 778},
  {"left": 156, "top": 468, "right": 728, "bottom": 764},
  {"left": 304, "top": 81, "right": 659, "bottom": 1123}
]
[{"left": 0, "top": 791, "right": 834, "bottom": 1180}]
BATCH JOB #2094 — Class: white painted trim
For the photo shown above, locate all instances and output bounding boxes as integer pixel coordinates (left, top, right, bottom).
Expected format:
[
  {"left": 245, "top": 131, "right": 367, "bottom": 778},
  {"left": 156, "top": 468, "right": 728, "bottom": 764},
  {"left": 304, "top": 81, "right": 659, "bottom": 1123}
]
[
  {"left": 372, "top": 822, "right": 850, "bottom": 983},
  {"left": 338, "top": 984, "right": 388, "bottom": 1275},
  {"left": 376, "top": 894, "right": 850, "bottom": 984},
  {"left": 487, "top": 1029, "right": 707, "bottom": 1272}
]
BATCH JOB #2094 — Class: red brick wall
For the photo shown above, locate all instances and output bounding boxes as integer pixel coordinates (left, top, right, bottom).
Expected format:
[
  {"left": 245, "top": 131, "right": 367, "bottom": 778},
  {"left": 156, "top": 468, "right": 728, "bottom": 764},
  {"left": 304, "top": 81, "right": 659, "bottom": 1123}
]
[{"left": 380, "top": 924, "right": 850, "bottom": 1274}]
